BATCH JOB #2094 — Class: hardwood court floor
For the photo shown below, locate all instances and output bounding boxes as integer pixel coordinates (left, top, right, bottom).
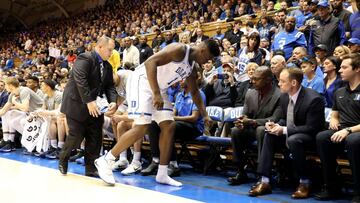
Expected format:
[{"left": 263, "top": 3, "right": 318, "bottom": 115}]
[
  {"left": 0, "top": 151, "right": 352, "bottom": 203},
  {"left": 0, "top": 158, "right": 200, "bottom": 203}
]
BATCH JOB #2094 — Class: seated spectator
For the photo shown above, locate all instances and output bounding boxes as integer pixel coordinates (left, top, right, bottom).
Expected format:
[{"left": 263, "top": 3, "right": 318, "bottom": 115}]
[
  {"left": 249, "top": 68, "right": 325, "bottom": 199},
  {"left": 315, "top": 53, "right": 360, "bottom": 203},
  {"left": 270, "top": 55, "right": 286, "bottom": 85},
  {"left": 300, "top": 56, "right": 326, "bottom": 96},
  {"left": 142, "top": 78, "right": 206, "bottom": 177},
  {"left": 234, "top": 63, "right": 257, "bottom": 107},
  {"left": 160, "top": 31, "right": 176, "bottom": 50},
  {"left": 123, "top": 37, "right": 140, "bottom": 68},
  {"left": 272, "top": 16, "right": 307, "bottom": 60},
  {"left": 323, "top": 56, "right": 344, "bottom": 108},
  {"left": 238, "top": 32, "right": 263, "bottom": 73},
  {"left": 0, "top": 77, "right": 43, "bottom": 152},
  {"left": 202, "top": 59, "right": 216, "bottom": 85},
  {"left": 347, "top": 37, "right": 360, "bottom": 53},
  {"left": 137, "top": 35, "right": 154, "bottom": 64},
  {"left": 228, "top": 66, "right": 282, "bottom": 186},
  {"left": 314, "top": 44, "right": 328, "bottom": 68},
  {"left": 213, "top": 26, "right": 225, "bottom": 41},
  {"left": 204, "top": 63, "right": 238, "bottom": 108},
  {"left": 333, "top": 45, "right": 351, "bottom": 59},
  {"left": 191, "top": 28, "right": 209, "bottom": 44}
]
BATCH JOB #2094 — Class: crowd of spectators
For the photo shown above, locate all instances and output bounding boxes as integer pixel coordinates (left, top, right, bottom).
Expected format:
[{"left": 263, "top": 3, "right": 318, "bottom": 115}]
[{"left": 0, "top": 0, "right": 360, "bottom": 202}]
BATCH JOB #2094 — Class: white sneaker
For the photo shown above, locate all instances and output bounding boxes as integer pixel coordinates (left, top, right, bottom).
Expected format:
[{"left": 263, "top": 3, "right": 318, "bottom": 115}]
[
  {"left": 121, "top": 160, "right": 142, "bottom": 175},
  {"left": 94, "top": 155, "right": 116, "bottom": 186},
  {"left": 112, "top": 159, "right": 129, "bottom": 171}
]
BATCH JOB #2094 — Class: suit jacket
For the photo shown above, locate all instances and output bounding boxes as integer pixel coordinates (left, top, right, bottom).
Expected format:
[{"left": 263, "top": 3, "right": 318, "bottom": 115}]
[
  {"left": 60, "top": 51, "right": 117, "bottom": 122},
  {"left": 243, "top": 85, "right": 282, "bottom": 126},
  {"left": 278, "top": 87, "right": 325, "bottom": 136}
]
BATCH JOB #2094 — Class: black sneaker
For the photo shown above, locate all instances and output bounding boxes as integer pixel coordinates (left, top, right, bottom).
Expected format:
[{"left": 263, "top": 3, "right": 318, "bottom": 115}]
[
  {"left": 69, "top": 149, "right": 84, "bottom": 162},
  {"left": 45, "top": 146, "right": 58, "bottom": 159},
  {"left": 0, "top": 141, "right": 15, "bottom": 152},
  {"left": 141, "top": 161, "right": 159, "bottom": 176},
  {"left": 0, "top": 140, "right": 6, "bottom": 149},
  {"left": 168, "top": 165, "right": 181, "bottom": 177}
]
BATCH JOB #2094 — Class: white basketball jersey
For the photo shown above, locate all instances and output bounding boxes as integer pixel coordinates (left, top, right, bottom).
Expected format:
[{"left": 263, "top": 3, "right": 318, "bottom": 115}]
[{"left": 134, "top": 44, "right": 194, "bottom": 90}]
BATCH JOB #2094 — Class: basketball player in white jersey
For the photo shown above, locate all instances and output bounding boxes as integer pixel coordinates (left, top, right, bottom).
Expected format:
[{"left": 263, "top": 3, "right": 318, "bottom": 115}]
[{"left": 95, "top": 39, "right": 220, "bottom": 186}]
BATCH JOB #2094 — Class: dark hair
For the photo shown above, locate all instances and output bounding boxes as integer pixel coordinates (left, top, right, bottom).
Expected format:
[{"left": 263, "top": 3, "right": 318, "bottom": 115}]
[
  {"left": 342, "top": 53, "right": 360, "bottom": 70},
  {"left": 43, "top": 79, "right": 57, "bottom": 90},
  {"left": 325, "top": 56, "right": 341, "bottom": 72},
  {"left": 204, "top": 39, "right": 220, "bottom": 57},
  {"left": 247, "top": 32, "right": 260, "bottom": 52},
  {"left": 26, "top": 76, "right": 39, "bottom": 83},
  {"left": 277, "top": 8, "right": 288, "bottom": 15},
  {"left": 273, "top": 49, "right": 286, "bottom": 57}
]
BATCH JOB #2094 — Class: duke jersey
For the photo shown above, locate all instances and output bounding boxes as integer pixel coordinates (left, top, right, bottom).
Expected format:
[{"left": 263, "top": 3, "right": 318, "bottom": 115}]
[
  {"left": 133, "top": 44, "right": 194, "bottom": 90},
  {"left": 271, "top": 29, "right": 307, "bottom": 60}
]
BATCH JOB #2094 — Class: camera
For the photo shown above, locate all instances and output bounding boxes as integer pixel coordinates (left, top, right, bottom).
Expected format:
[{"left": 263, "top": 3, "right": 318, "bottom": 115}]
[{"left": 217, "top": 73, "right": 229, "bottom": 80}]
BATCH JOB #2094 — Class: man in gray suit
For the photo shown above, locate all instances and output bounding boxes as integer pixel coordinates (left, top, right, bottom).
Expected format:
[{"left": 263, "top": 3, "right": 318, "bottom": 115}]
[{"left": 228, "top": 66, "right": 282, "bottom": 185}]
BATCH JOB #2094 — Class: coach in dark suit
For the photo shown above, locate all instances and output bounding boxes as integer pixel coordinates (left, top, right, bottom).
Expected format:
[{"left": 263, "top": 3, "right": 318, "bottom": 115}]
[
  {"left": 228, "top": 66, "right": 282, "bottom": 185},
  {"left": 59, "top": 36, "right": 118, "bottom": 176},
  {"left": 249, "top": 68, "right": 325, "bottom": 199}
]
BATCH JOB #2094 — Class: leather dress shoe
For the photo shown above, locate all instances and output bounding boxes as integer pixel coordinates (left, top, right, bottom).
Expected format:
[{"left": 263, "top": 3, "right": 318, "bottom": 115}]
[
  {"left": 58, "top": 159, "right": 68, "bottom": 175},
  {"left": 292, "top": 183, "right": 310, "bottom": 199},
  {"left": 248, "top": 182, "right": 272, "bottom": 197},
  {"left": 227, "top": 172, "right": 248, "bottom": 185}
]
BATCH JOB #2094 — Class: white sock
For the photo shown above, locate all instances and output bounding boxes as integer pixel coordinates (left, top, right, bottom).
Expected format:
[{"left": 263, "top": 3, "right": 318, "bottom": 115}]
[
  {"left": 8, "top": 134, "right": 15, "bottom": 142},
  {"left": 3, "top": 134, "right": 9, "bottom": 141},
  {"left": 50, "top": 139, "right": 57, "bottom": 148},
  {"left": 153, "top": 157, "right": 159, "bottom": 163},
  {"left": 133, "top": 152, "right": 141, "bottom": 162},
  {"left": 300, "top": 179, "right": 310, "bottom": 185},
  {"left": 169, "top": 161, "right": 178, "bottom": 168},
  {"left": 58, "top": 141, "right": 65, "bottom": 149},
  {"left": 119, "top": 151, "right": 127, "bottom": 161},
  {"left": 105, "top": 151, "right": 116, "bottom": 161},
  {"left": 261, "top": 176, "right": 270, "bottom": 183},
  {"left": 80, "top": 144, "right": 85, "bottom": 150},
  {"left": 156, "top": 165, "right": 182, "bottom": 187}
]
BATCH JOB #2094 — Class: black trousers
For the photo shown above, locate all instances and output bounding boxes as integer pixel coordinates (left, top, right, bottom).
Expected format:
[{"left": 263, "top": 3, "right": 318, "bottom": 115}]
[
  {"left": 59, "top": 115, "right": 104, "bottom": 173},
  {"left": 231, "top": 126, "right": 266, "bottom": 170},
  {"left": 257, "top": 132, "right": 314, "bottom": 179},
  {"left": 317, "top": 130, "right": 360, "bottom": 195},
  {"left": 148, "top": 121, "right": 202, "bottom": 161}
]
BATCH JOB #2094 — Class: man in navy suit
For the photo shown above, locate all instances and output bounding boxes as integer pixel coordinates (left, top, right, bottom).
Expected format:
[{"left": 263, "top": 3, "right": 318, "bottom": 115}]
[
  {"left": 0, "top": 81, "right": 9, "bottom": 108},
  {"left": 249, "top": 68, "right": 325, "bottom": 199}
]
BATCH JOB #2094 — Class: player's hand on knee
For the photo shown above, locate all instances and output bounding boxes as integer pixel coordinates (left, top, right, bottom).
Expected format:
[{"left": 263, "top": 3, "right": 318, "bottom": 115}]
[
  {"left": 153, "top": 94, "right": 164, "bottom": 110},
  {"left": 87, "top": 101, "right": 101, "bottom": 117}
]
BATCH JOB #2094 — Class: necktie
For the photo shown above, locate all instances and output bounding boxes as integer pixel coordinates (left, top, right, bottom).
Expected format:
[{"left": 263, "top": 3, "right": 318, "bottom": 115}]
[
  {"left": 286, "top": 99, "right": 295, "bottom": 128},
  {"left": 100, "top": 62, "right": 104, "bottom": 79},
  {"left": 286, "top": 98, "right": 295, "bottom": 148}
]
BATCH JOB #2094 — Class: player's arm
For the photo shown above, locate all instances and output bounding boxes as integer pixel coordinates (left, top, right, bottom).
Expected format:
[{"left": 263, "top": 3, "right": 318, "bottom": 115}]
[
  {"left": 144, "top": 43, "right": 186, "bottom": 102},
  {"left": 185, "top": 68, "right": 207, "bottom": 119}
]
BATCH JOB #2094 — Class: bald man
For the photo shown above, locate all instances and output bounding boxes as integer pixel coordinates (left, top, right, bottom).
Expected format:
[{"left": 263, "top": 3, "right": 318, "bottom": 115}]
[
  {"left": 58, "top": 36, "right": 118, "bottom": 177},
  {"left": 270, "top": 55, "right": 286, "bottom": 84}
]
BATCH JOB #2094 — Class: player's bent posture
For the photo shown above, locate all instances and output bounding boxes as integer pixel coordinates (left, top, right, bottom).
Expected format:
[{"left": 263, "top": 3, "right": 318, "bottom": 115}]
[{"left": 95, "top": 40, "right": 220, "bottom": 186}]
